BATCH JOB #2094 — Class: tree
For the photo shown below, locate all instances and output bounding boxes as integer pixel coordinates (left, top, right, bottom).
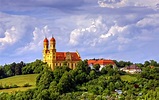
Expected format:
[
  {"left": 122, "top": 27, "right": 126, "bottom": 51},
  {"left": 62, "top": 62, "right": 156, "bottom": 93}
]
[
  {"left": 108, "top": 82, "right": 115, "bottom": 91},
  {"left": 0, "top": 66, "right": 5, "bottom": 78},
  {"left": 76, "top": 60, "right": 90, "bottom": 74},
  {"left": 36, "top": 89, "right": 50, "bottom": 100},
  {"left": 57, "top": 71, "right": 75, "bottom": 93},
  {"left": 10, "top": 62, "right": 16, "bottom": 75},
  {"left": 22, "top": 59, "right": 45, "bottom": 74},
  {"left": 150, "top": 60, "right": 157, "bottom": 67},
  {"left": 89, "top": 70, "right": 97, "bottom": 79},
  {"left": 53, "top": 66, "right": 70, "bottom": 83},
  {"left": 114, "top": 60, "right": 133, "bottom": 68},
  {"left": 22, "top": 65, "right": 33, "bottom": 74},
  {"left": 93, "top": 64, "right": 100, "bottom": 70},
  {"left": 15, "top": 63, "right": 22, "bottom": 75},
  {"left": 144, "top": 61, "right": 150, "bottom": 67},
  {"left": 101, "top": 67, "right": 108, "bottom": 74},
  {"left": 3, "top": 65, "right": 13, "bottom": 77},
  {"left": 36, "top": 68, "right": 54, "bottom": 90},
  {"left": 74, "top": 70, "right": 88, "bottom": 84}
]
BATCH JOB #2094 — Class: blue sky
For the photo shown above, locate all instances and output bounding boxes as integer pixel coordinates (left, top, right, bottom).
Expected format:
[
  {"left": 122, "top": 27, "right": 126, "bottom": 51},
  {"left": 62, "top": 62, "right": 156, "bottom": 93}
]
[{"left": 0, "top": 0, "right": 159, "bottom": 65}]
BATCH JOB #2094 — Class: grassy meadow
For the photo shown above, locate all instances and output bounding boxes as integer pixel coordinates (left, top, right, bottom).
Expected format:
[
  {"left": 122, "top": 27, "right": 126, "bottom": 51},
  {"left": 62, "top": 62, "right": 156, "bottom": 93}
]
[
  {"left": 120, "top": 75, "right": 137, "bottom": 82},
  {"left": 0, "top": 74, "right": 38, "bottom": 93}
]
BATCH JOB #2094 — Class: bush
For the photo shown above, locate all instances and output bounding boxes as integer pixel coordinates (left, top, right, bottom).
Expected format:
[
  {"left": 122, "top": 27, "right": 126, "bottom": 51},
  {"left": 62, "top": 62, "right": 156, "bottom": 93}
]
[
  {"left": 3, "top": 84, "right": 10, "bottom": 89},
  {"left": 23, "top": 83, "right": 31, "bottom": 87},
  {"left": 0, "top": 83, "right": 3, "bottom": 89},
  {"left": 10, "top": 84, "right": 19, "bottom": 88}
]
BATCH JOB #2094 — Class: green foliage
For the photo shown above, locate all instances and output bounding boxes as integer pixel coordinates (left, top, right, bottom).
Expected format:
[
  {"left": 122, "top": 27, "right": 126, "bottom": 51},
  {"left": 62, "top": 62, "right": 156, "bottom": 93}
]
[
  {"left": 144, "top": 61, "right": 150, "bottom": 67},
  {"left": 36, "top": 68, "right": 54, "bottom": 90},
  {"left": 0, "top": 60, "right": 45, "bottom": 80},
  {"left": 114, "top": 60, "right": 133, "bottom": 68},
  {"left": 93, "top": 64, "right": 100, "bottom": 70},
  {"left": 23, "top": 83, "right": 31, "bottom": 87},
  {"left": 57, "top": 71, "right": 75, "bottom": 93},
  {"left": 0, "top": 67, "right": 5, "bottom": 79},
  {"left": 1, "top": 60, "right": 159, "bottom": 100},
  {"left": 0, "top": 84, "right": 19, "bottom": 90},
  {"left": 22, "top": 59, "right": 45, "bottom": 74},
  {"left": 140, "top": 66, "right": 159, "bottom": 80},
  {"left": 36, "top": 89, "right": 50, "bottom": 100},
  {"left": 0, "top": 92, "right": 11, "bottom": 100},
  {"left": 9, "top": 84, "right": 19, "bottom": 88},
  {"left": 89, "top": 70, "right": 97, "bottom": 79},
  {"left": 3, "top": 84, "right": 10, "bottom": 89},
  {"left": 2, "top": 61, "right": 25, "bottom": 78},
  {"left": 76, "top": 60, "right": 90, "bottom": 73},
  {"left": 53, "top": 66, "right": 71, "bottom": 83}
]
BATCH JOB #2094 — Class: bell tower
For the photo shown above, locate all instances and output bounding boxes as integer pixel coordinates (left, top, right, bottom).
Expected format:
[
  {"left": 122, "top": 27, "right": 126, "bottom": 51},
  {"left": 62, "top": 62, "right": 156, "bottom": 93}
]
[
  {"left": 43, "top": 37, "right": 49, "bottom": 62},
  {"left": 49, "top": 36, "right": 56, "bottom": 70}
]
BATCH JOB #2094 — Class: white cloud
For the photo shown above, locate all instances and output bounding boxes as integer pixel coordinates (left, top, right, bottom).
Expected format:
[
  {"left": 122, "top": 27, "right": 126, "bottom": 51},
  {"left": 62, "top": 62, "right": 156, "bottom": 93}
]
[
  {"left": 136, "top": 14, "right": 159, "bottom": 27},
  {"left": 0, "top": 26, "right": 21, "bottom": 51},
  {"left": 16, "top": 26, "right": 51, "bottom": 55},
  {"left": 100, "top": 24, "right": 126, "bottom": 39},
  {"left": 98, "top": 0, "right": 159, "bottom": 9},
  {"left": 98, "top": 0, "right": 127, "bottom": 8},
  {"left": 0, "top": 12, "right": 40, "bottom": 52},
  {"left": 133, "top": 0, "right": 159, "bottom": 9},
  {"left": 69, "top": 16, "right": 108, "bottom": 46}
]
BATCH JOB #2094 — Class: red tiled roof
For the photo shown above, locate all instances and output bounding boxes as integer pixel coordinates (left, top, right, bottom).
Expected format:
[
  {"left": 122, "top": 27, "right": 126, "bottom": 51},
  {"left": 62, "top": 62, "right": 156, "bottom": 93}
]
[
  {"left": 56, "top": 52, "right": 65, "bottom": 61},
  {"left": 43, "top": 38, "right": 49, "bottom": 42},
  {"left": 56, "top": 52, "right": 81, "bottom": 61},
  {"left": 88, "top": 59, "right": 115, "bottom": 65},
  {"left": 50, "top": 37, "right": 55, "bottom": 42},
  {"left": 127, "top": 65, "right": 140, "bottom": 70}
]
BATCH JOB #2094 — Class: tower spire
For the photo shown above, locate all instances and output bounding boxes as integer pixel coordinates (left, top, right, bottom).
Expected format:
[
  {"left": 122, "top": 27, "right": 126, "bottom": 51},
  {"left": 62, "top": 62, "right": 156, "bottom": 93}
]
[
  {"left": 44, "top": 32, "right": 47, "bottom": 38},
  {"left": 52, "top": 34, "right": 54, "bottom": 38}
]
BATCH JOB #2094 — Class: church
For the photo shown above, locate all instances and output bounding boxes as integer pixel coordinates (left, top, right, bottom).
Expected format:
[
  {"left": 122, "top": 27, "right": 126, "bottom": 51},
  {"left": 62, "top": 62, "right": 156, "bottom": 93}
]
[{"left": 43, "top": 37, "right": 81, "bottom": 70}]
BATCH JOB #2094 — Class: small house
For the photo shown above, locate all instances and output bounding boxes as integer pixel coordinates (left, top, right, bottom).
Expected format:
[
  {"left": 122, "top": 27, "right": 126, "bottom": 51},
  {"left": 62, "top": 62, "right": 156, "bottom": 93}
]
[{"left": 120, "top": 64, "right": 141, "bottom": 74}]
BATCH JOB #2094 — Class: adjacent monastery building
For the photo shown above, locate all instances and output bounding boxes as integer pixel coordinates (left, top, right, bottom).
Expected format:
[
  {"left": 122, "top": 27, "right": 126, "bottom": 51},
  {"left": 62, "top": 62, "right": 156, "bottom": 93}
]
[
  {"left": 43, "top": 37, "right": 81, "bottom": 70},
  {"left": 88, "top": 59, "right": 116, "bottom": 71}
]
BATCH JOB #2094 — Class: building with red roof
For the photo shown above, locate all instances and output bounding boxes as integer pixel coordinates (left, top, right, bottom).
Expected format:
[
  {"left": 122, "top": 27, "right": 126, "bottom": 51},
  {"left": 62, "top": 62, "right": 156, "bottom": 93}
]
[
  {"left": 43, "top": 37, "right": 81, "bottom": 70},
  {"left": 87, "top": 59, "right": 116, "bottom": 70}
]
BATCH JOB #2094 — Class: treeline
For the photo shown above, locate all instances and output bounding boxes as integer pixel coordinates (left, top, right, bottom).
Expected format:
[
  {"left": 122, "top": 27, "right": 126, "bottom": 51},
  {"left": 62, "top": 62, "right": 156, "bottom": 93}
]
[
  {"left": 1, "top": 60, "right": 159, "bottom": 99},
  {"left": 113, "top": 59, "right": 159, "bottom": 68},
  {"left": 0, "top": 59, "right": 158, "bottom": 79},
  {"left": 0, "top": 60, "right": 46, "bottom": 79}
]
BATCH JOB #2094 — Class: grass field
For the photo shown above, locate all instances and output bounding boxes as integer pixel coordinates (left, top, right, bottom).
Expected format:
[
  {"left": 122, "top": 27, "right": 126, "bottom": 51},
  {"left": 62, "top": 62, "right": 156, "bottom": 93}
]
[
  {"left": 120, "top": 75, "right": 137, "bottom": 82},
  {"left": 0, "top": 74, "right": 38, "bottom": 93}
]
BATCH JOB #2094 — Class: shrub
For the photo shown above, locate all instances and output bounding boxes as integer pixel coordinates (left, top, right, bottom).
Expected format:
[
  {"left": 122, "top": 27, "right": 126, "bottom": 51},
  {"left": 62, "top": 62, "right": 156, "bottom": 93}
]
[
  {"left": 0, "top": 83, "right": 3, "bottom": 89},
  {"left": 23, "top": 83, "right": 31, "bottom": 87},
  {"left": 10, "top": 84, "right": 19, "bottom": 88},
  {"left": 4, "top": 84, "right": 10, "bottom": 89}
]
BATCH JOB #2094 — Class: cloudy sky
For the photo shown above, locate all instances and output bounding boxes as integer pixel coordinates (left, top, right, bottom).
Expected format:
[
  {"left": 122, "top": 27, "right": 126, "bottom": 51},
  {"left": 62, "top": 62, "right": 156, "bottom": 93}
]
[{"left": 0, "top": 0, "right": 159, "bottom": 65}]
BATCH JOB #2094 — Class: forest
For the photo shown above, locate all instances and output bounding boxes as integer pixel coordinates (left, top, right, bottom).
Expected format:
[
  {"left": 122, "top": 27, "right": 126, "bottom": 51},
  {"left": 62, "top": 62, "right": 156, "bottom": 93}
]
[{"left": 0, "top": 59, "right": 159, "bottom": 100}]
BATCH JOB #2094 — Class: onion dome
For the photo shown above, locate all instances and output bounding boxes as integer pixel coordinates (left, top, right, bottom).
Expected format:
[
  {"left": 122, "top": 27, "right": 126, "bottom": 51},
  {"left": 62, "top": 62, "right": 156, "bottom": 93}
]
[
  {"left": 43, "top": 38, "right": 49, "bottom": 42},
  {"left": 50, "top": 37, "right": 55, "bottom": 42}
]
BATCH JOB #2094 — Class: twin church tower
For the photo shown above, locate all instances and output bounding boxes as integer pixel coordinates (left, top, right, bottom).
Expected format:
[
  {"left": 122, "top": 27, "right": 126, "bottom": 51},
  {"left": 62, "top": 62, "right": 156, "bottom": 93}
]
[{"left": 43, "top": 36, "right": 81, "bottom": 70}]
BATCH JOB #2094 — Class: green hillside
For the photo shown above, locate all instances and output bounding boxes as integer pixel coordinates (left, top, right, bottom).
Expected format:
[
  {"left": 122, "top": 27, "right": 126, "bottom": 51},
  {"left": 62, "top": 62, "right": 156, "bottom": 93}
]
[{"left": 0, "top": 74, "right": 38, "bottom": 93}]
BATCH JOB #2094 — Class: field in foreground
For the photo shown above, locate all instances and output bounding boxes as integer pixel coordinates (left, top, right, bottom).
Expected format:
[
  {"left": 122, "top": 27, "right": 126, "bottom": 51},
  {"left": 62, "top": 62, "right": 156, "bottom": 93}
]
[{"left": 0, "top": 74, "right": 38, "bottom": 93}]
